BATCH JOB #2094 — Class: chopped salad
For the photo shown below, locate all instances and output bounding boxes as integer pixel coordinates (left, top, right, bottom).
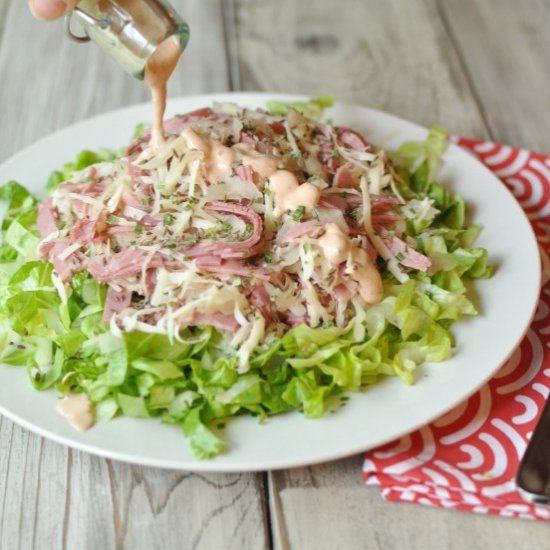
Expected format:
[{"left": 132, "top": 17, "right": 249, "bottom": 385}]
[{"left": 0, "top": 98, "right": 492, "bottom": 458}]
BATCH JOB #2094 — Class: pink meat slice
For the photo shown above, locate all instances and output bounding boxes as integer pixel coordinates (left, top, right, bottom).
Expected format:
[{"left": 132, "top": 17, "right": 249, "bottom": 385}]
[
  {"left": 343, "top": 194, "right": 400, "bottom": 208},
  {"left": 159, "top": 107, "right": 213, "bottom": 135},
  {"left": 88, "top": 248, "right": 165, "bottom": 283},
  {"left": 106, "top": 225, "right": 135, "bottom": 236},
  {"left": 279, "top": 310, "right": 307, "bottom": 328},
  {"left": 184, "top": 201, "right": 264, "bottom": 259},
  {"left": 386, "top": 236, "right": 432, "bottom": 271},
  {"left": 333, "top": 163, "right": 358, "bottom": 188},
  {"left": 47, "top": 241, "right": 85, "bottom": 281},
  {"left": 234, "top": 164, "right": 255, "bottom": 184},
  {"left": 371, "top": 212, "right": 401, "bottom": 225},
  {"left": 127, "top": 162, "right": 143, "bottom": 180},
  {"left": 319, "top": 196, "right": 347, "bottom": 210},
  {"left": 277, "top": 220, "right": 321, "bottom": 243},
  {"left": 81, "top": 183, "right": 105, "bottom": 196},
  {"left": 37, "top": 198, "right": 57, "bottom": 237},
  {"left": 239, "top": 132, "right": 256, "bottom": 146},
  {"left": 196, "top": 257, "right": 270, "bottom": 280},
  {"left": 333, "top": 284, "right": 353, "bottom": 303},
  {"left": 70, "top": 199, "right": 92, "bottom": 219},
  {"left": 127, "top": 108, "right": 213, "bottom": 150},
  {"left": 103, "top": 287, "right": 132, "bottom": 323},
  {"left": 321, "top": 193, "right": 399, "bottom": 212},
  {"left": 318, "top": 142, "right": 342, "bottom": 173},
  {"left": 188, "top": 312, "right": 240, "bottom": 333},
  {"left": 248, "top": 284, "right": 277, "bottom": 323},
  {"left": 141, "top": 215, "right": 160, "bottom": 227},
  {"left": 70, "top": 219, "right": 98, "bottom": 244},
  {"left": 38, "top": 241, "right": 55, "bottom": 260},
  {"left": 335, "top": 127, "right": 369, "bottom": 150},
  {"left": 270, "top": 121, "right": 286, "bottom": 135},
  {"left": 140, "top": 268, "right": 158, "bottom": 297},
  {"left": 122, "top": 191, "right": 145, "bottom": 209}
]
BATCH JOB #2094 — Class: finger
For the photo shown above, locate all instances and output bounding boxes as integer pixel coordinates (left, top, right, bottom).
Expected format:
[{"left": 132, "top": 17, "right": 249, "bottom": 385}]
[{"left": 29, "top": 0, "right": 80, "bottom": 21}]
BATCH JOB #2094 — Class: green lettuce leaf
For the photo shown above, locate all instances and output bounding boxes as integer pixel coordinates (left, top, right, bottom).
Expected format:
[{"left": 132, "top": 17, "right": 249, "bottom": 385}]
[
  {"left": 266, "top": 95, "right": 336, "bottom": 120},
  {"left": 46, "top": 149, "right": 118, "bottom": 191},
  {"left": 394, "top": 125, "right": 448, "bottom": 187}
]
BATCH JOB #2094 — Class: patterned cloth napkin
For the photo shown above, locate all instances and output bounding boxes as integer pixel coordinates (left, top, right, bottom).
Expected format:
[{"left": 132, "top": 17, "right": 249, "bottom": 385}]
[{"left": 363, "top": 137, "right": 550, "bottom": 521}]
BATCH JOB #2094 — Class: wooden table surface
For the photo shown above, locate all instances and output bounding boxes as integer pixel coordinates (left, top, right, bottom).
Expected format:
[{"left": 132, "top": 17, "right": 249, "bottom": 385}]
[{"left": 1, "top": 1, "right": 549, "bottom": 548}]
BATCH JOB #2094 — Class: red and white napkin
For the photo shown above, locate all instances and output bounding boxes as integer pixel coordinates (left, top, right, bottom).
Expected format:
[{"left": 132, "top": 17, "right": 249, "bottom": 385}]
[{"left": 363, "top": 137, "right": 550, "bottom": 521}]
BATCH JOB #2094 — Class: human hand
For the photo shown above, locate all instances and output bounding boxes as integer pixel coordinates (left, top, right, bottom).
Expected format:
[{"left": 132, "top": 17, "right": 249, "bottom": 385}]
[{"left": 29, "top": 0, "right": 80, "bottom": 21}]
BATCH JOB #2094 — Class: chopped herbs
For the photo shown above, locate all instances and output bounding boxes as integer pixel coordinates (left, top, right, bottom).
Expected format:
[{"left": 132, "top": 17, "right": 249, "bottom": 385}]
[
  {"left": 347, "top": 207, "right": 361, "bottom": 221},
  {"left": 292, "top": 205, "right": 306, "bottom": 222},
  {"left": 163, "top": 214, "right": 175, "bottom": 226},
  {"left": 219, "top": 222, "right": 233, "bottom": 233}
]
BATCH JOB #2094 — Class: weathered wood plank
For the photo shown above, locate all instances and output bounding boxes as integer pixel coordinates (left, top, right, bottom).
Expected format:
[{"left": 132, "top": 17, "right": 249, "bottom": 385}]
[
  {"left": 270, "top": 459, "right": 550, "bottom": 550},
  {"left": 0, "top": 1, "right": 12, "bottom": 42},
  {"left": 277, "top": 486, "right": 550, "bottom": 550},
  {"left": 0, "top": 427, "right": 269, "bottom": 550},
  {"left": 0, "top": 419, "right": 70, "bottom": 550},
  {"left": 234, "top": 0, "right": 488, "bottom": 137},
  {"left": 222, "top": 0, "right": 241, "bottom": 91},
  {"left": 172, "top": 0, "right": 232, "bottom": 94},
  {"left": 439, "top": 0, "right": 550, "bottom": 153},
  {"left": 62, "top": 454, "right": 268, "bottom": 550},
  {"left": 268, "top": 458, "right": 363, "bottom": 550},
  {"left": 0, "top": 3, "right": 268, "bottom": 550}
]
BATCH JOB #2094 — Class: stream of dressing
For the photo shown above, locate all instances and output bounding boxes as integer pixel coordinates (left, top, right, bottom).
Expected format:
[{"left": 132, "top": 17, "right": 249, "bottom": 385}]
[{"left": 145, "top": 35, "right": 182, "bottom": 149}]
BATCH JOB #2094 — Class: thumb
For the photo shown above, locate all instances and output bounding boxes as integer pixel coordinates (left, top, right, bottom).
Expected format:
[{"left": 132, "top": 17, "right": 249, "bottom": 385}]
[{"left": 29, "top": 0, "right": 81, "bottom": 21}]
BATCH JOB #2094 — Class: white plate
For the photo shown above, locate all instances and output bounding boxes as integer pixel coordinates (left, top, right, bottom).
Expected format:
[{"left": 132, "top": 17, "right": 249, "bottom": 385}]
[{"left": 0, "top": 93, "right": 540, "bottom": 472}]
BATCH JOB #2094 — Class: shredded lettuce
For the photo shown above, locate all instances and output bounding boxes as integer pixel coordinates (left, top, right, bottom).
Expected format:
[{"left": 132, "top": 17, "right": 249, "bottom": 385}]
[
  {"left": 0, "top": 116, "right": 493, "bottom": 460},
  {"left": 393, "top": 125, "right": 448, "bottom": 186},
  {"left": 46, "top": 149, "right": 119, "bottom": 192}
]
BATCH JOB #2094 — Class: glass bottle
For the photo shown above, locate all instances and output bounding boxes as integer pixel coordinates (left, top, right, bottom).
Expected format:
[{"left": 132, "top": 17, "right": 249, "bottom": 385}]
[{"left": 66, "top": 0, "right": 190, "bottom": 79}]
